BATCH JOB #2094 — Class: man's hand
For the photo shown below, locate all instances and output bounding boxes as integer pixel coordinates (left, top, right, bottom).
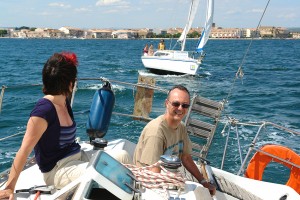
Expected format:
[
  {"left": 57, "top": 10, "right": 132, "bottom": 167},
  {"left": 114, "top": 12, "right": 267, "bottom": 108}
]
[
  {"left": 0, "top": 188, "right": 14, "bottom": 200},
  {"left": 202, "top": 181, "right": 216, "bottom": 196}
]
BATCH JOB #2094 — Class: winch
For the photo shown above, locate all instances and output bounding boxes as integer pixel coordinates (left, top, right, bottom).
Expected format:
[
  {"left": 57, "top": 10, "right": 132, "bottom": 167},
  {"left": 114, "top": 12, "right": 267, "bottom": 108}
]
[{"left": 160, "top": 155, "right": 182, "bottom": 172}]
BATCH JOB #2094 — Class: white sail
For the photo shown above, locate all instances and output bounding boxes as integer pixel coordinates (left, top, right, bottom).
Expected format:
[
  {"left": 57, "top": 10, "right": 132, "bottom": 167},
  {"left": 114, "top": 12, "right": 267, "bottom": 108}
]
[
  {"left": 178, "top": 0, "right": 201, "bottom": 51},
  {"left": 196, "top": 0, "right": 214, "bottom": 52}
]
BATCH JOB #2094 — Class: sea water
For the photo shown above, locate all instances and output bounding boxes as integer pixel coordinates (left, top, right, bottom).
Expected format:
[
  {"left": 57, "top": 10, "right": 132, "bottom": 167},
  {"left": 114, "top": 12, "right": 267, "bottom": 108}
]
[{"left": 0, "top": 38, "right": 299, "bottom": 185}]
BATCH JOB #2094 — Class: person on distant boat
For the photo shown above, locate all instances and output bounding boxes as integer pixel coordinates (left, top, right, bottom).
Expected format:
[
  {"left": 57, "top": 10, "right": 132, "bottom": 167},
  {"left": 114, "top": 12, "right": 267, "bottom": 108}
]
[
  {"left": 148, "top": 44, "right": 154, "bottom": 56},
  {"left": 0, "top": 52, "right": 131, "bottom": 200},
  {"left": 133, "top": 85, "right": 216, "bottom": 196},
  {"left": 143, "top": 44, "right": 149, "bottom": 56},
  {"left": 158, "top": 39, "right": 165, "bottom": 50}
]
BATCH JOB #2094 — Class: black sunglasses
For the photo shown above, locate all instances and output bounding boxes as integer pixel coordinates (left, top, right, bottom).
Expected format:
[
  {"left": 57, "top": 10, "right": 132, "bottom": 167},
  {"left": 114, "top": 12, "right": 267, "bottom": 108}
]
[{"left": 167, "top": 100, "right": 190, "bottom": 109}]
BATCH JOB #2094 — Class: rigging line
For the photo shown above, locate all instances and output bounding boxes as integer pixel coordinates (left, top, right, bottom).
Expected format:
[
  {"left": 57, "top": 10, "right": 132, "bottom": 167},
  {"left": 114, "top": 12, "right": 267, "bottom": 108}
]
[
  {"left": 223, "top": 0, "right": 272, "bottom": 106},
  {"left": 265, "top": 121, "right": 300, "bottom": 136},
  {"left": 113, "top": 112, "right": 153, "bottom": 122},
  {"left": 0, "top": 86, "right": 6, "bottom": 113},
  {"left": 78, "top": 77, "right": 168, "bottom": 93},
  {"left": 0, "top": 132, "right": 23, "bottom": 141},
  {"left": 0, "top": 84, "right": 42, "bottom": 89}
]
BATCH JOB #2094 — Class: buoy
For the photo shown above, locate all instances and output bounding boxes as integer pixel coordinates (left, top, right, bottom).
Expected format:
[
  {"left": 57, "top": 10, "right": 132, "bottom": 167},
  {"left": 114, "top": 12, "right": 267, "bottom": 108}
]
[
  {"left": 245, "top": 144, "right": 300, "bottom": 194},
  {"left": 86, "top": 81, "right": 115, "bottom": 139}
]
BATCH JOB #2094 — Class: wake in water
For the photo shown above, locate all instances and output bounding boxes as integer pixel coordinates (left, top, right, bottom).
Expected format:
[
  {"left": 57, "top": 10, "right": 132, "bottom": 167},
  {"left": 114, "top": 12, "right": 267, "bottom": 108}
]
[{"left": 138, "top": 69, "right": 211, "bottom": 78}]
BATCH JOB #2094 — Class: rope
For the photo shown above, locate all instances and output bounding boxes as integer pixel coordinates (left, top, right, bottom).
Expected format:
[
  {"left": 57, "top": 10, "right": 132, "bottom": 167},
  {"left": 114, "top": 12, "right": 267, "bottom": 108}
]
[
  {"left": 0, "top": 132, "right": 23, "bottom": 141},
  {"left": 215, "top": 175, "right": 262, "bottom": 200},
  {"left": 0, "top": 84, "right": 41, "bottom": 114},
  {"left": 112, "top": 112, "right": 153, "bottom": 122},
  {"left": 70, "top": 80, "right": 78, "bottom": 108},
  {"left": 0, "top": 85, "right": 6, "bottom": 113},
  {"left": 78, "top": 77, "right": 168, "bottom": 93},
  {"left": 0, "top": 77, "right": 168, "bottom": 94},
  {"left": 266, "top": 121, "right": 300, "bottom": 136},
  {"left": 223, "top": 0, "right": 272, "bottom": 111},
  {"left": 125, "top": 161, "right": 186, "bottom": 189},
  {"left": 124, "top": 161, "right": 186, "bottom": 200},
  {"left": 0, "top": 84, "right": 42, "bottom": 89},
  {"left": 33, "top": 191, "right": 41, "bottom": 200}
]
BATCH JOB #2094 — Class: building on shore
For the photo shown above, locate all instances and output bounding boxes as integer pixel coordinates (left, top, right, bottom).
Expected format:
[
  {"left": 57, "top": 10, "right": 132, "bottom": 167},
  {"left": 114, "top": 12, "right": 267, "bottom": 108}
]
[
  {"left": 258, "top": 26, "right": 290, "bottom": 38},
  {"left": 59, "top": 27, "right": 85, "bottom": 38},
  {"left": 86, "top": 29, "right": 113, "bottom": 39},
  {"left": 211, "top": 27, "right": 243, "bottom": 38},
  {"left": 1, "top": 25, "right": 298, "bottom": 39},
  {"left": 111, "top": 29, "right": 139, "bottom": 39},
  {"left": 291, "top": 32, "right": 300, "bottom": 39}
]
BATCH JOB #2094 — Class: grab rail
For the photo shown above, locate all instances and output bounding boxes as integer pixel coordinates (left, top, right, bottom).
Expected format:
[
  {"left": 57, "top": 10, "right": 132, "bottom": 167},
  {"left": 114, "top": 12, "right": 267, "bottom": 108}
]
[{"left": 219, "top": 117, "right": 300, "bottom": 176}]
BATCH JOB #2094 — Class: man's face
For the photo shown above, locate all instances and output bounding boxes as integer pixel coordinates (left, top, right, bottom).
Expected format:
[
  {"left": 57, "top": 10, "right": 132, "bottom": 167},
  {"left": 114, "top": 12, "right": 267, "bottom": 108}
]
[{"left": 165, "top": 88, "right": 190, "bottom": 122}]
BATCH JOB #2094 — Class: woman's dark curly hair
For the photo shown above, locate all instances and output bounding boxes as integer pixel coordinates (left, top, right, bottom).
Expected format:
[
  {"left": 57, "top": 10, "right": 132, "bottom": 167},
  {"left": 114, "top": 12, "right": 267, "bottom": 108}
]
[{"left": 42, "top": 52, "right": 78, "bottom": 96}]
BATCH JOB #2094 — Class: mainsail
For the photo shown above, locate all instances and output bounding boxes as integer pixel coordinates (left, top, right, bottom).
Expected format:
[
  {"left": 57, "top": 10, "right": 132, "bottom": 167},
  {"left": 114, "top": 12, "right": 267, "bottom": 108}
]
[
  {"left": 196, "top": 0, "right": 214, "bottom": 52},
  {"left": 178, "top": 0, "right": 201, "bottom": 51}
]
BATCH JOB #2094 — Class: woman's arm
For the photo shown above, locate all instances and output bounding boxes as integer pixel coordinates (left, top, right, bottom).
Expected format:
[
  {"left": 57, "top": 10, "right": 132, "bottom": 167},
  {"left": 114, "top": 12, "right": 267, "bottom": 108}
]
[{"left": 0, "top": 116, "right": 47, "bottom": 199}]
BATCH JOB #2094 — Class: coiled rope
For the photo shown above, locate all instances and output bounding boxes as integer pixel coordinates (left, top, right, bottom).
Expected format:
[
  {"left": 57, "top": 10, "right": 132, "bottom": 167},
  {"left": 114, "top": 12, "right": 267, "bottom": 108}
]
[{"left": 124, "top": 161, "right": 186, "bottom": 200}]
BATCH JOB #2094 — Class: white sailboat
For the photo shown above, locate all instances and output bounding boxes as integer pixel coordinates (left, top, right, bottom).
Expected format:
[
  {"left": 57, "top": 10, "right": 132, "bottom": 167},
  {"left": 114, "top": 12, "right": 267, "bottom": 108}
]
[
  {"left": 141, "top": 0, "right": 214, "bottom": 75},
  {"left": 2, "top": 1, "right": 300, "bottom": 199},
  {"left": 1, "top": 78, "right": 299, "bottom": 200}
]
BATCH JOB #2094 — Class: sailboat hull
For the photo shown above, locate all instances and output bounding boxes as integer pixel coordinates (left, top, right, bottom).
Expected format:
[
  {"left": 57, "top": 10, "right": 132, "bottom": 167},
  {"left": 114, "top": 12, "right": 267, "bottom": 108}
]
[
  {"left": 141, "top": 50, "right": 201, "bottom": 75},
  {"left": 2, "top": 138, "right": 299, "bottom": 200}
]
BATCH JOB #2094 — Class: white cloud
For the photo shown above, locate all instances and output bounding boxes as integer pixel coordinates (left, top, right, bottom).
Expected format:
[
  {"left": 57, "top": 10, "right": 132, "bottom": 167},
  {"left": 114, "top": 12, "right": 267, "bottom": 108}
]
[
  {"left": 103, "top": 9, "right": 118, "bottom": 13},
  {"left": 140, "top": 1, "right": 151, "bottom": 5},
  {"left": 74, "top": 7, "right": 90, "bottom": 12},
  {"left": 48, "top": 3, "right": 71, "bottom": 8},
  {"left": 96, "top": 0, "right": 129, "bottom": 6},
  {"left": 39, "top": 12, "right": 52, "bottom": 16},
  {"left": 278, "top": 13, "right": 296, "bottom": 20},
  {"left": 155, "top": 7, "right": 173, "bottom": 13},
  {"left": 95, "top": 0, "right": 132, "bottom": 14},
  {"left": 225, "top": 9, "right": 240, "bottom": 15},
  {"left": 247, "top": 8, "right": 263, "bottom": 13}
]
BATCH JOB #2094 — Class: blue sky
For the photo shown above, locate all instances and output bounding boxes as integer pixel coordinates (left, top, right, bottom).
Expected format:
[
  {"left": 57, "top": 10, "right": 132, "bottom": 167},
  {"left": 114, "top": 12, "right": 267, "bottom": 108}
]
[{"left": 1, "top": 0, "right": 299, "bottom": 29}]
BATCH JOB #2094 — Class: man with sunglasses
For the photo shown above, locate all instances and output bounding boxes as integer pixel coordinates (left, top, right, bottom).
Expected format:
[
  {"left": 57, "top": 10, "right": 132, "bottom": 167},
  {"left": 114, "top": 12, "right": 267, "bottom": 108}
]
[{"left": 133, "top": 85, "right": 216, "bottom": 195}]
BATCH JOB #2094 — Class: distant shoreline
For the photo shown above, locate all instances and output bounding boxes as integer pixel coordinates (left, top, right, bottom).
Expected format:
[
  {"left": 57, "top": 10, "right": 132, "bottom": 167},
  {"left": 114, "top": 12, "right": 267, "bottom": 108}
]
[{"left": 0, "top": 37, "right": 298, "bottom": 40}]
